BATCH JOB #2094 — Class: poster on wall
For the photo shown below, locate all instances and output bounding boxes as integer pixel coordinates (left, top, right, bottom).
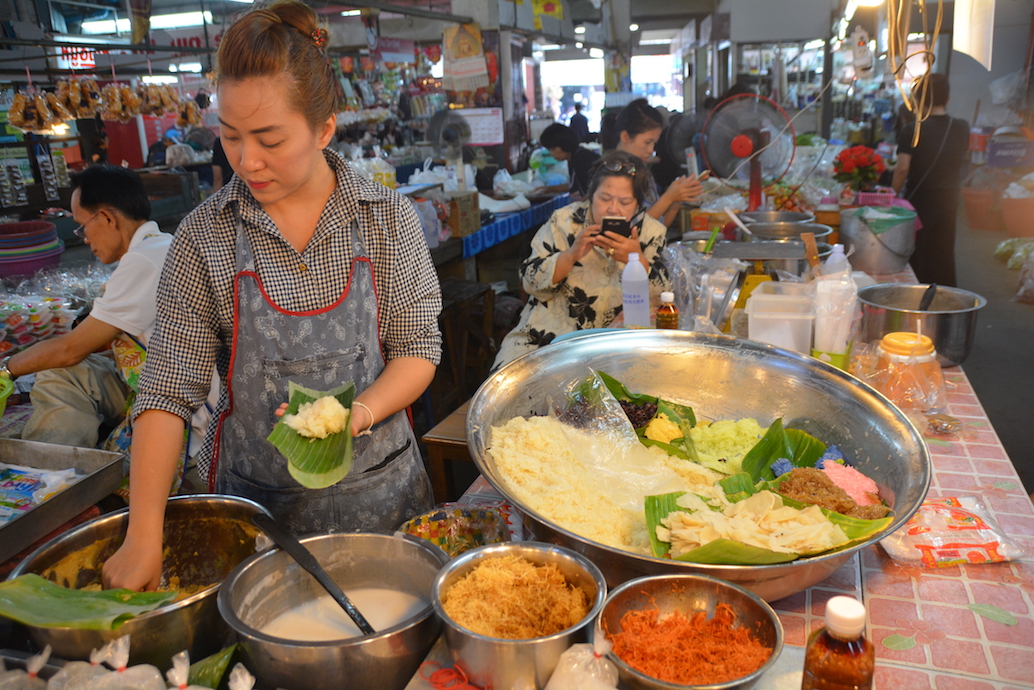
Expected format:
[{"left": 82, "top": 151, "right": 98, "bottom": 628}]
[{"left": 443, "top": 23, "right": 490, "bottom": 92}]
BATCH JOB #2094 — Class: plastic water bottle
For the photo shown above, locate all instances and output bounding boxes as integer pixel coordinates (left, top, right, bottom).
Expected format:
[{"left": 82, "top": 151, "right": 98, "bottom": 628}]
[
  {"left": 622, "top": 253, "right": 651, "bottom": 328},
  {"left": 802, "top": 596, "right": 874, "bottom": 690},
  {"left": 822, "top": 244, "right": 850, "bottom": 275}
]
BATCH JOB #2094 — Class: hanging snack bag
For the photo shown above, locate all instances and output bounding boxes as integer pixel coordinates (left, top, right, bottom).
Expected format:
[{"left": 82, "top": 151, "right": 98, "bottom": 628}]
[
  {"left": 226, "top": 664, "right": 255, "bottom": 690},
  {"left": 880, "top": 496, "right": 1033, "bottom": 567}
]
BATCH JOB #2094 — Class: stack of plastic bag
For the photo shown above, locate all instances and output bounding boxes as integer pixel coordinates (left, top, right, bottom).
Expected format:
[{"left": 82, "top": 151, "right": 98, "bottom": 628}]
[
  {"left": 47, "top": 642, "right": 111, "bottom": 689},
  {"left": 81, "top": 637, "right": 164, "bottom": 690},
  {"left": 0, "top": 646, "right": 50, "bottom": 690}
]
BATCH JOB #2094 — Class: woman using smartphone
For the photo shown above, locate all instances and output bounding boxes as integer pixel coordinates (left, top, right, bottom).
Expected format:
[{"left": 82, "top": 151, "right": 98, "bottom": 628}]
[{"left": 492, "top": 151, "right": 670, "bottom": 369}]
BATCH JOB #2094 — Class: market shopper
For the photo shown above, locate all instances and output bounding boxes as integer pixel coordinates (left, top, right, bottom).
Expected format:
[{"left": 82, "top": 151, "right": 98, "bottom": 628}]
[
  {"left": 538, "top": 122, "right": 600, "bottom": 198},
  {"left": 569, "top": 102, "right": 590, "bottom": 143},
  {"left": 492, "top": 151, "right": 670, "bottom": 369},
  {"left": 892, "top": 73, "right": 970, "bottom": 286},
  {"left": 604, "top": 98, "right": 703, "bottom": 228},
  {"left": 103, "top": 0, "right": 440, "bottom": 591},
  {"left": 3, "top": 166, "right": 214, "bottom": 487}
]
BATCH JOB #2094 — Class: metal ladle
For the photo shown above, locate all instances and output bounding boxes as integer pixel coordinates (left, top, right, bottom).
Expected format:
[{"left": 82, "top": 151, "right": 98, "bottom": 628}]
[
  {"left": 918, "top": 283, "right": 938, "bottom": 311},
  {"left": 252, "top": 513, "right": 376, "bottom": 635}
]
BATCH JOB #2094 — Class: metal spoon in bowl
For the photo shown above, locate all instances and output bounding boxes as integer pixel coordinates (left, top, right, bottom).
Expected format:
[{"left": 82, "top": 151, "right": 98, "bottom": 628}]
[
  {"left": 919, "top": 283, "right": 938, "bottom": 311},
  {"left": 251, "top": 513, "right": 376, "bottom": 635}
]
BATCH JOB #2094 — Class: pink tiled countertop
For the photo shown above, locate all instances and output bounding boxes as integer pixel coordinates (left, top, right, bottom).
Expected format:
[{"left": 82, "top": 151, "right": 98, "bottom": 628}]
[{"left": 458, "top": 367, "right": 1034, "bottom": 689}]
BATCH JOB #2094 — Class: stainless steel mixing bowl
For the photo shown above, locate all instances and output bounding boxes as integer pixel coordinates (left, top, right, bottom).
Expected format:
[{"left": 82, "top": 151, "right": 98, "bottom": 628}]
[
  {"left": 218, "top": 532, "right": 448, "bottom": 690},
  {"left": 9, "top": 494, "right": 268, "bottom": 668},
  {"left": 739, "top": 222, "right": 833, "bottom": 244},
  {"left": 466, "top": 330, "right": 931, "bottom": 602},
  {"left": 432, "top": 542, "right": 606, "bottom": 690},
  {"left": 738, "top": 211, "right": 815, "bottom": 225},
  {"left": 598, "top": 574, "right": 784, "bottom": 690},
  {"left": 858, "top": 283, "right": 987, "bottom": 367}
]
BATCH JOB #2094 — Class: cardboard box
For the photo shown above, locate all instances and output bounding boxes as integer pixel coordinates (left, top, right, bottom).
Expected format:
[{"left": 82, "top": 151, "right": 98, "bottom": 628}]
[{"left": 445, "top": 191, "right": 481, "bottom": 238}]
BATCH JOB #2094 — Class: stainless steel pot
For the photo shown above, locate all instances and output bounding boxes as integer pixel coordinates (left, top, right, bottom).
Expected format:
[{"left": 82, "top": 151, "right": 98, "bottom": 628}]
[
  {"left": 740, "top": 222, "right": 833, "bottom": 244},
  {"left": 9, "top": 495, "right": 268, "bottom": 668},
  {"left": 466, "top": 330, "right": 931, "bottom": 602},
  {"left": 858, "top": 283, "right": 987, "bottom": 367},
  {"left": 218, "top": 532, "right": 448, "bottom": 690},
  {"left": 432, "top": 542, "right": 606, "bottom": 690},
  {"left": 599, "top": 574, "right": 783, "bottom": 690},
  {"left": 738, "top": 211, "right": 815, "bottom": 225}
]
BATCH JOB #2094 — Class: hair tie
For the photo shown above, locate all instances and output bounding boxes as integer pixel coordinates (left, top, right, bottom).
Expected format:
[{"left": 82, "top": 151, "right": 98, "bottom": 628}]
[{"left": 311, "top": 28, "right": 328, "bottom": 50}]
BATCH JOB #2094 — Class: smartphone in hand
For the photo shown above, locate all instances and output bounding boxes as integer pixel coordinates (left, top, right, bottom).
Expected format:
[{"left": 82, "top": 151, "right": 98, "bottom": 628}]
[{"left": 601, "top": 216, "right": 632, "bottom": 238}]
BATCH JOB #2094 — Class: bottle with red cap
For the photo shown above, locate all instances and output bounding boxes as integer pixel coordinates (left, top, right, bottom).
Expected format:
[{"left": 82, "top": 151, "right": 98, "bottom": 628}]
[{"left": 801, "top": 596, "right": 874, "bottom": 690}]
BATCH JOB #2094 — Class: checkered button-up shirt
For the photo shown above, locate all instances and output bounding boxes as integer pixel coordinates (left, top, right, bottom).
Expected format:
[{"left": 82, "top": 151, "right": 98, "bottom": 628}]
[{"left": 133, "top": 148, "right": 443, "bottom": 427}]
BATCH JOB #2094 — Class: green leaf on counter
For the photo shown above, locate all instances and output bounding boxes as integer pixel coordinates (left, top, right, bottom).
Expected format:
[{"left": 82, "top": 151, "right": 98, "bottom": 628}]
[
  {"left": 968, "top": 603, "right": 1018, "bottom": 626},
  {"left": 0, "top": 574, "right": 176, "bottom": 630},
  {"left": 597, "top": 371, "right": 658, "bottom": 408},
  {"left": 188, "top": 644, "right": 238, "bottom": 689},
  {"left": 881, "top": 633, "right": 917, "bottom": 650},
  {"left": 992, "top": 481, "right": 1018, "bottom": 491},
  {"left": 671, "top": 538, "right": 799, "bottom": 565},
  {"left": 641, "top": 438, "right": 692, "bottom": 460},
  {"left": 267, "top": 380, "right": 356, "bottom": 489},
  {"left": 645, "top": 492, "right": 684, "bottom": 557}
]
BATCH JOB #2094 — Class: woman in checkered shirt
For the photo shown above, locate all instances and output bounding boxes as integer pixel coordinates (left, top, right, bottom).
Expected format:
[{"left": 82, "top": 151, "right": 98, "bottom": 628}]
[{"left": 103, "top": 0, "right": 441, "bottom": 591}]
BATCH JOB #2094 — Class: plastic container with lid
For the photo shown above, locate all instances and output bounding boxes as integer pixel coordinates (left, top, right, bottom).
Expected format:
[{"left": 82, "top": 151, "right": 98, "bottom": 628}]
[
  {"left": 655, "top": 291, "right": 679, "bottom": 329},
  {"left": 873, "top": 332, "right": 947, "bottom": 413},
  {"left": 802, "top": 596, "right": 874, "bottom": 689},
  {"left": 746, "top": 293, "right": 814, "bottom": 354}
]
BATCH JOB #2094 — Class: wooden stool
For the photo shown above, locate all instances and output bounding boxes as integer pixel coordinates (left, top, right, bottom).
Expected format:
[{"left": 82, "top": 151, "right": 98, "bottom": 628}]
[{"left": 421, "top": 400, "right": 473, "bottom": 503}]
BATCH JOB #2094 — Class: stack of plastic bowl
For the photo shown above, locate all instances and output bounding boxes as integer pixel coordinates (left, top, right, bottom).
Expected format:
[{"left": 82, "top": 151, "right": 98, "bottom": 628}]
[{"left": 0, "top": 222, "right": 64, "bottom": 280}]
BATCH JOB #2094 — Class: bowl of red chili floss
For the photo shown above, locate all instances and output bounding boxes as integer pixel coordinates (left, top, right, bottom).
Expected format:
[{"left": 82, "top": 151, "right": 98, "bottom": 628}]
[{"left": 598, "top": 573, "right": 784, "bottom": 689}]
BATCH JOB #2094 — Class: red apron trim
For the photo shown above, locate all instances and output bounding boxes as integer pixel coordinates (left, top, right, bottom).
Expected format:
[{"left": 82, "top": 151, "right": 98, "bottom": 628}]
[{"left": 239, "top": 255, "right": 373, "bottom": 317}]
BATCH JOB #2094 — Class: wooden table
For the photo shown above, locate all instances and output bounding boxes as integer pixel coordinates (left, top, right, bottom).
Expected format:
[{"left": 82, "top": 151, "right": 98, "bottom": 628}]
[{"left": 421, "top": 401, "right": 472, "bottom": 503}]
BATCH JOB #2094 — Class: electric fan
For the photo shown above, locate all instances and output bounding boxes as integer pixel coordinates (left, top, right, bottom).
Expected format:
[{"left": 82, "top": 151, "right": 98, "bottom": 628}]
[
  {"left": 700, "top": 94, "right": 796, "bottom": 211},
  {"left": 666, "top": 109, "right": 709, "bottom": 174},
  {"left": 427, "top": 109, "right": 473, "bottom": 191}
]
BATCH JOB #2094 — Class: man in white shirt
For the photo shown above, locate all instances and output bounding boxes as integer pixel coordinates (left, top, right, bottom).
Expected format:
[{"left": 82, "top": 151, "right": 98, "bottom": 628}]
[{"left": 1, "top": 165, "right": 214, "bottom": 479}]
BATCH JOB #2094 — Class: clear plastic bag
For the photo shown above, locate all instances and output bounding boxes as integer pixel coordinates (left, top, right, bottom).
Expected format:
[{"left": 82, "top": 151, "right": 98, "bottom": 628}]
[
  {"left": 227, "top": 664, "right": 255, "bottom": 690},
  {"left": 81, "top": 637, "right": 164, "bottom": 690},
  {"left": 880, "top": 496, "right": 1033, "bottom": 567},
  {"left": 0, "top": 646, "right": 50, "bottom": 690},
  {"left": 544, "top": 636, "right": 618, "bottom": 690},
  {"left": 46, "top": 643, "right": 110, "bottom": 690},
  {"left": 1015, "top": 252, "right": 1034, "bottom": 305},
  {"left": 850, "top": 340, "right": 947, "bottom": 414},
  {"left": 164, "top": 653, "right": 209, "bottom": 690}
]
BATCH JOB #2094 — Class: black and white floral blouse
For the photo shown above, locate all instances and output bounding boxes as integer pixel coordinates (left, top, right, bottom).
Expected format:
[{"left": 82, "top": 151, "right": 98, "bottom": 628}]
[{"left": 492, "top": 200, "right": 670, "bottom": 370}]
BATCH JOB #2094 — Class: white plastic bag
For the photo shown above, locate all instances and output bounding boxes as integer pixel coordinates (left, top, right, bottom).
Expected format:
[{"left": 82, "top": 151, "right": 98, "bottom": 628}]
[
  {"left": 0, "top": 646, "right": 50, "bottom": 690},
  {"left": 544, "top": 636, "right": 618, "bottom": 690},
  {"left": 81, "top": 637, "right": 164, "bottom": 690},
  {"left": 164, "top": 653, "right": 209, "bottom": 690},
  {"left": 46, "top": 643, "right": 110, "bottom": 690},
  {"left": 227, "top": 664, "right": 255, "bottom": 690}
]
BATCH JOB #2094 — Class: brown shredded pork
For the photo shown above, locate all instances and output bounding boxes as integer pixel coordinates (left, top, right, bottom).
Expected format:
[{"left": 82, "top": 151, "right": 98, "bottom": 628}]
[{"left": 777, "top": 467, "right": 890, "bottom": 520}]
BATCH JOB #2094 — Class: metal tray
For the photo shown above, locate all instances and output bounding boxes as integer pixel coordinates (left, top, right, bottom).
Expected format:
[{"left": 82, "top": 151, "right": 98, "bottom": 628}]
[{"left": 0, "top": 439, "right": 122, "bottom": 564}]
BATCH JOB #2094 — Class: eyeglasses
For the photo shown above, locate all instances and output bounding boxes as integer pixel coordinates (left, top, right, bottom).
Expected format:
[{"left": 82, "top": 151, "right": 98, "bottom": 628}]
[
  {"left": 73, "top": 211, "right": 103, "bottom": 239},
  {"left": 600, "top": 160, "right": 637, "bottom": 176}
]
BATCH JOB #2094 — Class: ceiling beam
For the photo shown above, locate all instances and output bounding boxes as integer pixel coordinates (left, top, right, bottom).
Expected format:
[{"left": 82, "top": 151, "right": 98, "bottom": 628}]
[{"left": 323, "top": 1, "right": 472, "bottom": 25}]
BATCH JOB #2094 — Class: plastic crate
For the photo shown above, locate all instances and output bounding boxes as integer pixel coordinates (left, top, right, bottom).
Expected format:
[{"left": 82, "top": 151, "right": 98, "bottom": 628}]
[{"left": 855, "top": 189, "right": 897, "bottom": 207}]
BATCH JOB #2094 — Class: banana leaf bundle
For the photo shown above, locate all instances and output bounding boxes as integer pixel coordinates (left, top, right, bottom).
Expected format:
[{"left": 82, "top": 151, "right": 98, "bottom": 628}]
[{"left": 267, "top": 381, "right": 356, "bottom": 489}]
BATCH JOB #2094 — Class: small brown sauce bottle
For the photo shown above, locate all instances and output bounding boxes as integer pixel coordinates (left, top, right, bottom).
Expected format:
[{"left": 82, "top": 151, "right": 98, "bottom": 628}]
[
  {"left": 656, "top": 291, "right": 679, "bottom": 329},
  {"left": 802, "top": 596, "right": 874, "bottom": 690}
]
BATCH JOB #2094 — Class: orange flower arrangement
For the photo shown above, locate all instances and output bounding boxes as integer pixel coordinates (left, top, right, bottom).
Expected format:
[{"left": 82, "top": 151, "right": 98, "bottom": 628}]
[{"left": 833, "top": 145, "right": 886, "bottom": 191}]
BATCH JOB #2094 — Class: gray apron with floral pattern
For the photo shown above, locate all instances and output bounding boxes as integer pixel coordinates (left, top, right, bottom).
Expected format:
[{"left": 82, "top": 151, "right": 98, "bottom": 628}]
[{"left": 208, "top": 218, "right": 433, "bottom": 536}]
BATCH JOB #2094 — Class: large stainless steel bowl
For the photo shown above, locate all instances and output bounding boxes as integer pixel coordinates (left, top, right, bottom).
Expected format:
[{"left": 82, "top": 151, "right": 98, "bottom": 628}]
[
  {"left": 466, "top": 330, "right": 931, "bottom": 602},
  {"left": 740, "top": 222, "right": 833, "bottom": 244},
  {"left": 738, "top": 211, "right": 814, "bottom": 225},
  {"left": 858, "top": 283, "right": 987, "bottom": 367},
  {"left": 9, "top": 495, "right": 268, "bottom": 667},
  {"left": 219, "top": 532, "right": 448, "bottom": 690},
  {"left": 432, "top": 542, "right": 606, "bottom": 690},
  {"left": 598, "top": 574, "right": 784, "bottom": 690}
]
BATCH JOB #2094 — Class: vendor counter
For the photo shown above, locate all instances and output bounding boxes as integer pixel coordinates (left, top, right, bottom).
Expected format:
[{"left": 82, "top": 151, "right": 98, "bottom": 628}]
[{"left": 418, "top": 267, "right": 1034, "bottom": 689}]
